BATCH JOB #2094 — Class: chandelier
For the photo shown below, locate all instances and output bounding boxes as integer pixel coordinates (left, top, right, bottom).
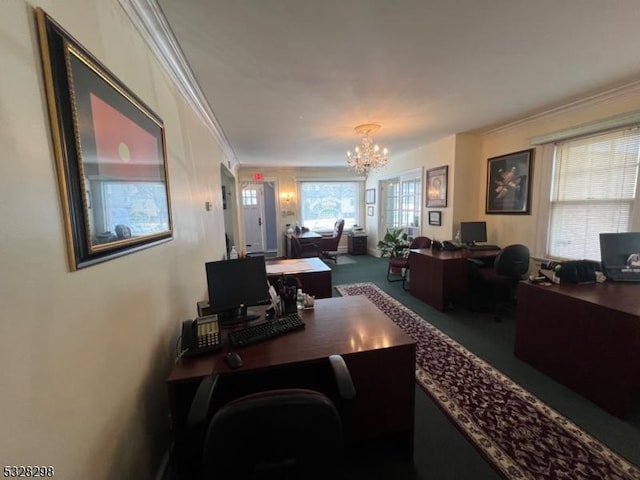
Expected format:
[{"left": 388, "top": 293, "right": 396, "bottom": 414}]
[{"left": 346, "top": 124, "right": 390, "bottom": 174}]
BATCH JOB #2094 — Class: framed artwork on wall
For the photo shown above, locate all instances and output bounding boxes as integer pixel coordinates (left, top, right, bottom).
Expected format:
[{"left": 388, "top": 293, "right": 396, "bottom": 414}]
[
  {"left": 428, "top": 211, "right": 442, "bottom": 226},
  {"left": 36, "top": 9, "right": 173, "bottom": 270},
  {"left": 365, "top": 188, "right": 376, "bottom": 204},
  {"left": 486, "top": 149, "right": 534, "bottom": 214},
  {"left": 367, "top": 205, "right": 374, "bottom": 216},
  {"left": 426, "top": 166, "right": 448, "bottom": 207}
]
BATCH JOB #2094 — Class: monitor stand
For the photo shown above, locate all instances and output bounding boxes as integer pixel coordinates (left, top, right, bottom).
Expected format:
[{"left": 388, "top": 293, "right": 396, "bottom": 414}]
[{"left": 217, "top": 304, "right": 261, "bottom": 326}]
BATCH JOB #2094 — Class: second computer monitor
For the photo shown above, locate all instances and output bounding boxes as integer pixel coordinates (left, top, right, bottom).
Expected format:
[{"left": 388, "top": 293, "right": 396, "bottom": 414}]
[{"left": 460, "top": 221, "right": 487, "bottom": 245}]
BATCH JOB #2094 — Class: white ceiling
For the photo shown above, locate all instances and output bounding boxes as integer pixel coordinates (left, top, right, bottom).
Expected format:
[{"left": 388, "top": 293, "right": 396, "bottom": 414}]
[{"left": 152, "top": 0, "right": 640, "bottom": 168}]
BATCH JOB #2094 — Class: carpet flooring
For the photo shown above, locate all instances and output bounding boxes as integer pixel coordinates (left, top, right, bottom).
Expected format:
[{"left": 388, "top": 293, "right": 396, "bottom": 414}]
[{"left": 336, "top": 282, "right": 640, "bottom": 480}]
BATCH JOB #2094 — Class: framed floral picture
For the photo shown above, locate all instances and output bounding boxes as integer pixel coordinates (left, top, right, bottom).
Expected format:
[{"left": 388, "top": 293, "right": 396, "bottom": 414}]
[{"left": 486, "top": 149, "right": 533, "bottom": 214}]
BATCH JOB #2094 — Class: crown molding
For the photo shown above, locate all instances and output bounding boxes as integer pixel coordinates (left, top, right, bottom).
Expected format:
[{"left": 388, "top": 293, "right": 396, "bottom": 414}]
[
  {"left": 117, "top": 0, "right": 237, "bottom": 168},
  {"left": 482, "top": 79, "right": 640, "bottom": 137}
]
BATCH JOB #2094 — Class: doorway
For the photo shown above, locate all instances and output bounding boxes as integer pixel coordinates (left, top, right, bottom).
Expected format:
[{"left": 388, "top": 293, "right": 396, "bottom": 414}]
[{"left": 242, "top": 181, "right": 278, "bottom": 256}]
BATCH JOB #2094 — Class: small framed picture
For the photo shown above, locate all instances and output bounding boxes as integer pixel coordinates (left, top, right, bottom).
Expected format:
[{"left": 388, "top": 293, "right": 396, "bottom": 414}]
[
  {"left": 365, "top": 188, "right": 376, "bottom": 204},
  {"left": 428, "top": 211, "right": 441, "bottom": 226},
  {"left": 426, "top": 166, "right": 448, "bottom": 208},
  {"left": 367, "top": 205, "right": 374, "bottom": 216}
]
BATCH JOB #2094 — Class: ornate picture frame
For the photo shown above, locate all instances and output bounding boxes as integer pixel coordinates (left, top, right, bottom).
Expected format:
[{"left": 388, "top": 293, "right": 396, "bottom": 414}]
[
  {"left": 36, "top": 9, "right": 173, "bottom": 270},
  {"left": 486, "top": 149, "right": 533, "bottom": 214},
  {"left": 426, "top": 166, "right": 448, "bottom": 208}
]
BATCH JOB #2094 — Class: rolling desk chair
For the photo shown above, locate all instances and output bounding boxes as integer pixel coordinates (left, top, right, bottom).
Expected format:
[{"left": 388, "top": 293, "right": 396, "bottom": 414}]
[
  {"left": 468, "top": 244, "right": 530, "bottom": 322},
  {"left": 321, "top": 219, "right": 345, "bottom": 263},
  {"left": 182, "top": 355, "right": 356, "bottom": 480},
  {"left": 290, "top": 235, "right": 322, "bottom": 259}
]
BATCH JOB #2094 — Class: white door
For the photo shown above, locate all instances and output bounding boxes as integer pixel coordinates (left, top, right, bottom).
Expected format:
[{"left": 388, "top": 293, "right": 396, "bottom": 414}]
[{"left": 242, "top": 183, "right": 265, "bottom": 253}]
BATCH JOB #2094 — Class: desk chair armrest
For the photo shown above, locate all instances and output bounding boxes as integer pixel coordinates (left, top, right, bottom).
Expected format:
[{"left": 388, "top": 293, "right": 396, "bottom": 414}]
[
  {"left": 186, "top": 374, "right": 220, "bottom": 427},
  {"left": 329, "top": 355, "right": 356, "bottom": 400},
  {"left": 468, "top": 257, "right": 489, "bottom": 267}
]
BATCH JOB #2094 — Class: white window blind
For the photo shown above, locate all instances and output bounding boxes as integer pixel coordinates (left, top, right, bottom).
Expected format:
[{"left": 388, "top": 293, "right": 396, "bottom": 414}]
[{"left": 548, "top": 127, "right": 640, "bottom": 260}]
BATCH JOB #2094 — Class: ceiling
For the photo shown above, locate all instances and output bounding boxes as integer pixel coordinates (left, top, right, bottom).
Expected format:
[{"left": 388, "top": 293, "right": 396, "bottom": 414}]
[{"left": 150, "top": 0, "right": 640, "bottom": 168}]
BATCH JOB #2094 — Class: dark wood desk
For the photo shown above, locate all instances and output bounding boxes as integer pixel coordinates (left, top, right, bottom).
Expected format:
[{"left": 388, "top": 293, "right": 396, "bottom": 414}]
[
  {"left": 515, "top": 281, "right": 640, "bottom": 417},
  {"left": 265, "top": 257, "right": 332, "bottom": 299},
  {"left": 168, "top": 296, "right": 416, "bottom": 452},
  {"left": 408, "top": 248, "right": 499, "bottom": 311},
  {"left": 284, "top": 231, "right": 322, "bottom": 258}
]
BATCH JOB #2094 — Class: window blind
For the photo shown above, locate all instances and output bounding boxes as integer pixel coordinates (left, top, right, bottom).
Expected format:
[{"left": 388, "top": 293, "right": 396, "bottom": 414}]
[{"left": 548, "top": 127, "right": 640, "bottom": 260}]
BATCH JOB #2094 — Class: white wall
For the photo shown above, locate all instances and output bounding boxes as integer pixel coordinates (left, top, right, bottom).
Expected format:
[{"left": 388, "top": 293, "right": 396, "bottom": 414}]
[
  {"left": 0, "top": 2, "right": 228, "bottom": 479},
  {"left": 367, "top": 135, "right": 458, "bottom": 248}
]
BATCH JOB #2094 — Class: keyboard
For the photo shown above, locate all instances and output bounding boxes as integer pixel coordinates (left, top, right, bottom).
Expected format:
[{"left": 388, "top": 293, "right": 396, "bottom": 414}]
[
  {"left": 464, "top": 244, "right": 501, "bottom": 251},
  {"left": 227, "top": 312, "right": 305, "bottom": 348}
]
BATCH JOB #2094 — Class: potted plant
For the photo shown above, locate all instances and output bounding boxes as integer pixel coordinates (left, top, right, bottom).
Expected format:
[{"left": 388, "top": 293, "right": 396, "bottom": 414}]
[{"left": 377, "top": 228, "right": 409, "bottom": 258}]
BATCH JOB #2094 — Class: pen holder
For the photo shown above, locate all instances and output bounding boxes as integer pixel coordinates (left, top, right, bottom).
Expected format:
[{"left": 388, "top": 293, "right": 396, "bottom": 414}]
[{"left": 281, "top": 286, "right": 298, "bottom": 314}]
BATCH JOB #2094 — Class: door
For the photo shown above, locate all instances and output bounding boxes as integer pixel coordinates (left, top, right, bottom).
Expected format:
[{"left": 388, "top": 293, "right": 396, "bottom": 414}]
[{"left": 242, "top": 183, "right": 265, "bottom": 253}]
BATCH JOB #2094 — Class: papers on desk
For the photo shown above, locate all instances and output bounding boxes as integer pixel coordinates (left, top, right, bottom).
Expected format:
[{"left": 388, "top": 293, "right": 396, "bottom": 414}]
[{"left": 266, "top": 260, "right": 315, "bottom": 274}]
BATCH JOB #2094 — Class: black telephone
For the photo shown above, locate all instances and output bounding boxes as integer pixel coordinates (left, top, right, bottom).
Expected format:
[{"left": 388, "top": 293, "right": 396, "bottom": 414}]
[
  {"left": 180, "top": 315, "right": 222, "bottom": 357},
  {"left": 442, "top": 240, "right": 462, "bottom": 251}
]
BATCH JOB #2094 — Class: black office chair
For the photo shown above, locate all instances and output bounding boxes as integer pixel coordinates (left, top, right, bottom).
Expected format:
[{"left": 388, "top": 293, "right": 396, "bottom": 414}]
[
  {"left": 290, "top": 235, "right": 322, "bottom": 259},
  {"left": 182, "top": 355, "right": 356, "bottom": 480},
  {"left": 468, "top": 244, "right": 530, "bottom": 322}
]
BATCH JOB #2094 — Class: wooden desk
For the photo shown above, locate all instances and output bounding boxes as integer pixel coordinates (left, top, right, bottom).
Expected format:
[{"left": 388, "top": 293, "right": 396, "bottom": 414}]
[
  {"left": 266, "top": 257, "right": 332, "bottom": 299},
  {"left": 408, "top": 248, "right": 499, "bottom": 311},
  {"left": 168, "top": 296, "right": 416, "bottom": 451},
  {"left": 515, "top": 281, "right": 640, "bottom": 417},
  {"left": 284, "top": 231, "right": 322, "bottom": 258}
]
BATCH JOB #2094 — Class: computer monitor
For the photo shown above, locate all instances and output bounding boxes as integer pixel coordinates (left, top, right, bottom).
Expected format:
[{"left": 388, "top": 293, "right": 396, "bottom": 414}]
[
  {"left": 205, "top": 256, "right": 271, "bottom": 325},
  {"left": 599, "top": 232, "right": 640, "bottom": 282},
  {"left": 460, "top": 221, "right": 487, "bottom": 245}
]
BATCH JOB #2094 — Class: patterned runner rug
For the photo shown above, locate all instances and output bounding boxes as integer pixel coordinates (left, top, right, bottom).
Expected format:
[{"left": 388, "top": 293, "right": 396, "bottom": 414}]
[{"left": 335, "top": 282, "right": 640, "bottom": 480}]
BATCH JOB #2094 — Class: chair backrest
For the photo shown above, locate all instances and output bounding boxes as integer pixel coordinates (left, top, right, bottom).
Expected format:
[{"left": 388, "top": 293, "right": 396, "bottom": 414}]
[
  {"left": 494, "top": 244, "right": 530, "bottom": 278},
  {"left": 115, "top": 224, "right": 131, "bottom": 239},
  {"left": 202, "top": 389, "right": 343, "bottom": 479},
  {"left": 332, "top": 219, "right": 345, "bottom": 240},
  {"left": 410, "top": 236, "right": 432, "bottom": 249},
  {"left": 290, "top": 235, "right": 303, "bottom": 258},
  {"left": 322, "top": 219, "right": 345, "bottom": 251}
]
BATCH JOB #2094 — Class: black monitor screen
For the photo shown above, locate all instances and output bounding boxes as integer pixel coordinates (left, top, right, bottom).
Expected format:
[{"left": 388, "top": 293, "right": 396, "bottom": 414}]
[
  {"left": 460, "top": 221, "right": 487, "bottom": 245},
  {"left": 205, "top": 256, "right": 271, "bottom": 325},
  {"left": 599, "top": 232, "right": 640, "bottom": 282}
]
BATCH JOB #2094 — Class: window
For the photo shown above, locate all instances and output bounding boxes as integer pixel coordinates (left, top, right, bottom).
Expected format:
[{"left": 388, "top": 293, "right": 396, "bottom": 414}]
[
  {"left": 548, "top": 127, "right": 640, "bottom": 260},
  {"left": 380, "top": 170, "right": 422, "bottom": 237},
  {"left": 96, "top": 181, "right": 170, "bottom": 236},
  {"left": 299, "top": 181, "right": 359, "bottom": 231},
  {"left": 242, "top": 188, "right": 258, "bottom": 206}
]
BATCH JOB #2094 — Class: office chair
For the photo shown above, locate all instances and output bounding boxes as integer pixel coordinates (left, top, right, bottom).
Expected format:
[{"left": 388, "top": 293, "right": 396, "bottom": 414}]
[
  {"left": 320, "top": 219, "right": 345, "bottom": 263},
  {"left": 387, "top": 236, "right": 432, "bottom": 290},
  {"left": 468, "top": 244, "right": 530, "bottom": 322},
  {"left": 183, "top": 355, "right": 356, "bottom": 480},
  {"left": 114, "top": 224, "right": 131, "bottom": 239},
  {"left": 290, "top": 235, "right": 322, "bottom": 259}
]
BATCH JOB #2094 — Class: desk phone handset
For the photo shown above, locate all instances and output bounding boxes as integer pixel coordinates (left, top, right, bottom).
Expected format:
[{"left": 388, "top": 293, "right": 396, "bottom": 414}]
[
  {"left": 181, "top": 315, "right": 222, "bottom": 357},
  {"left": 442, "top": 241, "right": 462, "bottom": 251}
]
